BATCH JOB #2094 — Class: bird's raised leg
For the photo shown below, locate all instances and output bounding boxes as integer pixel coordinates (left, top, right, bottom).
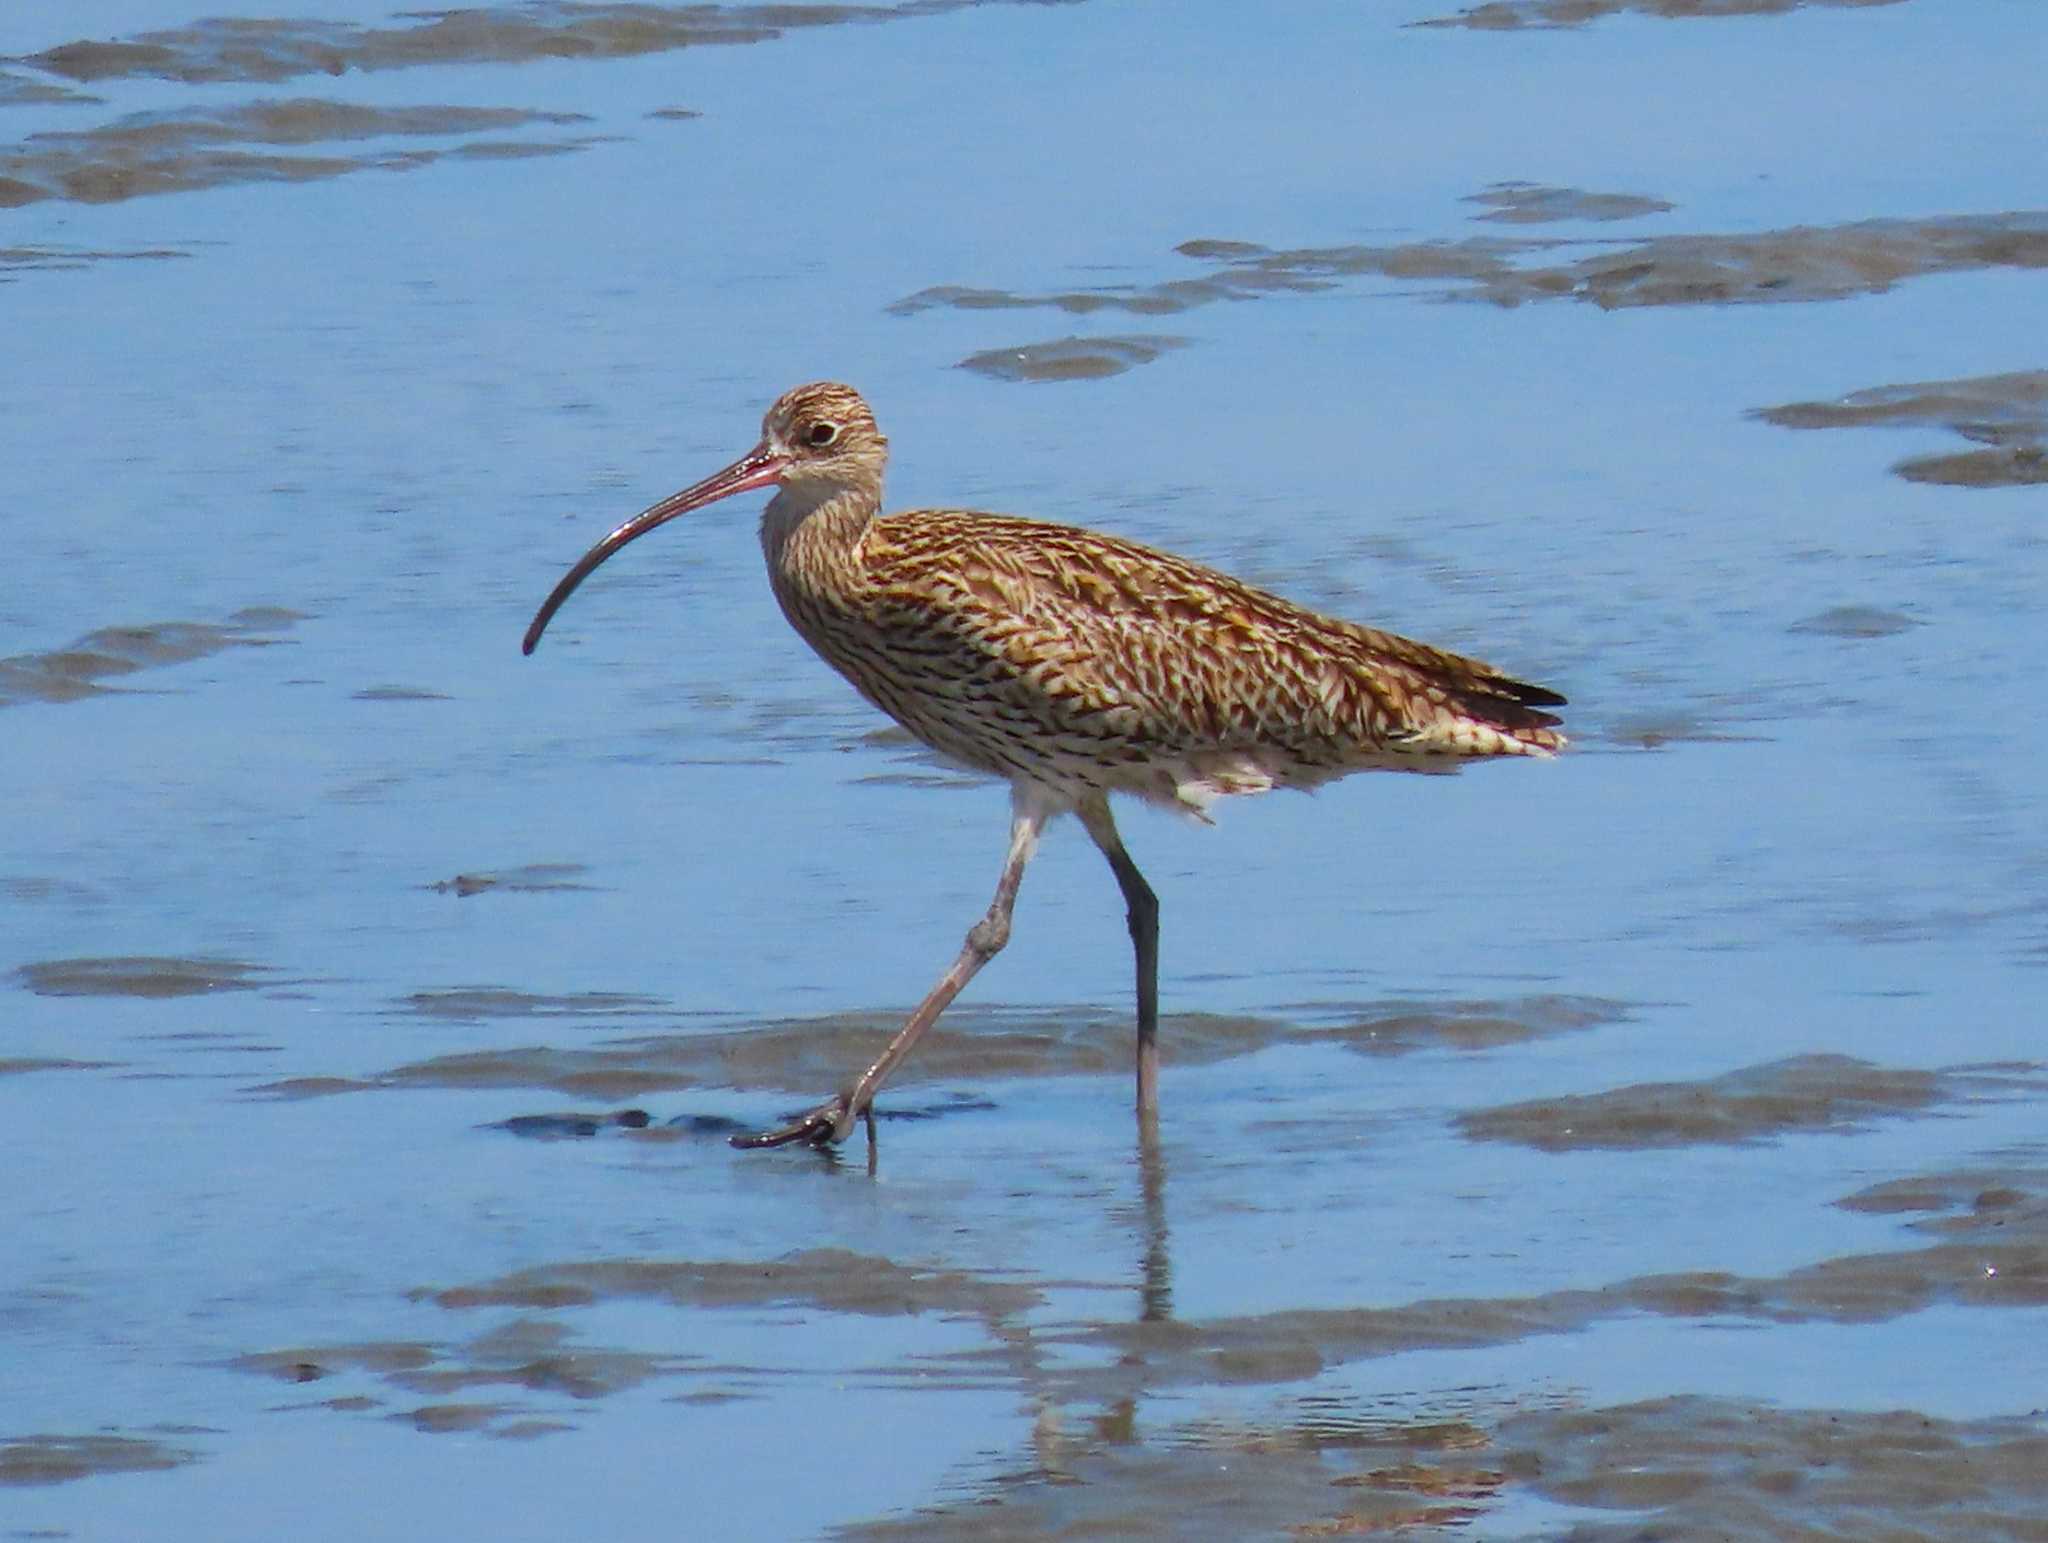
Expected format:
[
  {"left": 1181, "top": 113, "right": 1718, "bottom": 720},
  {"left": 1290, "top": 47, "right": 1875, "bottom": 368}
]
[
  {"left": 733, "top": 789, "right": 1054, "bottom": 1150},
  {"left": 1077, "top": 797, "right": 1161, "bottom": 1119}
]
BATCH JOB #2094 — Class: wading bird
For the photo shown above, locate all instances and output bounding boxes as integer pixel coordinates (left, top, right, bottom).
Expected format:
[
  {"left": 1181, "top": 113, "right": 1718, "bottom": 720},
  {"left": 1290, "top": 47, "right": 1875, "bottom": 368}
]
[{"left": 524, "top": 383, "right": 1565, "bottom": 1150}]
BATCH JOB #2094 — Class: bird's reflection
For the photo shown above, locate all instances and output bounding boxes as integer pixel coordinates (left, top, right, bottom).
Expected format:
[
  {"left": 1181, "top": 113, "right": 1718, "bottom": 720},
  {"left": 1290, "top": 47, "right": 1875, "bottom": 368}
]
[
  {"left": 1137, "top": 1108, "right": 1172, "bottom": 1324},
  {"left": 1089, "top": 1110, "right": 1174, "bottom": 1448}
]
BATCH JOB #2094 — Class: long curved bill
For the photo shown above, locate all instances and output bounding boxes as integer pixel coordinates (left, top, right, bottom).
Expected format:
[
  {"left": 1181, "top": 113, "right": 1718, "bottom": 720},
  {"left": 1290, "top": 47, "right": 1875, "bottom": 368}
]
[{"left": 522, "top": 442, "right": 791, "bottom": 655}]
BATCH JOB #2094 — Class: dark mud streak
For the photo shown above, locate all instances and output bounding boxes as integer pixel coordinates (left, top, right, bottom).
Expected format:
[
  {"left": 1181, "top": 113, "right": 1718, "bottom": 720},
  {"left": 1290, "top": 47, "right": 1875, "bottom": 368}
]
[
  {"left": 249, "top": 995, "right": 1627, "bottom": 1101},
  {"left": 0, "top": 243, "right": 189, "bottom": 274},
  {"left": 0, "top": 609, "right": 300, "bottom": 708},
  {"left": 1755, "top": 370, "right": 2048, "bottom": 487},
  {"left": 0, "top": 1056, "right": 119, "bottom": 1075},
  {"left": 1456, "top": 1053, "right": 2043, "bottom": 1151},
  {"left": 0, "top": 1433, "right": 199, "bottom": 1487},
  {"left": 1414, "top": 0, "right": 1912, "bottom": 30}
]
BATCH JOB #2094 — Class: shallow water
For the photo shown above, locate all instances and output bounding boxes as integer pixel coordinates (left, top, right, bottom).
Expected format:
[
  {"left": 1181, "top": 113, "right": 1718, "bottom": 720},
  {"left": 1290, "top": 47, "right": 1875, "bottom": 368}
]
[{"left": 5, "top": 1, "right": 2047, "bottom": 1537}]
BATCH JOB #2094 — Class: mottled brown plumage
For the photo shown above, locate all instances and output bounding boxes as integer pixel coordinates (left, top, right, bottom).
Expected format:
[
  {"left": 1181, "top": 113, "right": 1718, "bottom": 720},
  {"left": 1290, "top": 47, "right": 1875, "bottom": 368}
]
[{"left": 525, "top": 382, "right": 1565, "bottom": 1151}]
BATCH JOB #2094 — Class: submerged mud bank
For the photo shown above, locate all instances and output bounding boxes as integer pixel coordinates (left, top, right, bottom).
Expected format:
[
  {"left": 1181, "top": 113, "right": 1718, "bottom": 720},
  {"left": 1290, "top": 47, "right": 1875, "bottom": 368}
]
[
  {"left": 1459, "top": 1053, "right": 2044, "bottom": 1151},
  {"left": 215, "top": 1164, "right": 2048, "bottom": 1533},
  {"left": 1416, "top": 0, "right": 1913, "bottom": 29},
  {"left": 892, "top": 209, "right": 2048, "bottom": 329},
  {"left": 1757, "top": 369, "right": 2048, "bottom": 487},
  {"left": 12, "top": 3, "right": 1034, "bottom": 88},
  {"left": 0, "top": 610, "right": 299, "bottom": 708},
  {"left": 0, "top": 1433, "right": 198, "bottom": 1488},
  {"left": 251, "top": 994, "right": 1628, "bottom": 1103},
  {"left": 0, "top": 100, "right": 602, "bottom": 209}
]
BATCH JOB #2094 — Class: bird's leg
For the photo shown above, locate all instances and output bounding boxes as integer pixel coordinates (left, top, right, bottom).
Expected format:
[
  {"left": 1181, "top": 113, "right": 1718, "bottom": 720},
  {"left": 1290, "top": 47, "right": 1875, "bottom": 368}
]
[
  {"left": 732, "top": 792, "right": 1051, "bottom": 1151},
  {"left": 1077, "top": 798, "right": 1161, "bottom": 1119}
]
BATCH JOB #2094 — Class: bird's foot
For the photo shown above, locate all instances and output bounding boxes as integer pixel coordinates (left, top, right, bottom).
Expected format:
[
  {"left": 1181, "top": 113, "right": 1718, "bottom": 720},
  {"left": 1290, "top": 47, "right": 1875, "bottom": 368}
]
[{"left": 730, "top": 1091, "right": 871, "bottom": 1151}]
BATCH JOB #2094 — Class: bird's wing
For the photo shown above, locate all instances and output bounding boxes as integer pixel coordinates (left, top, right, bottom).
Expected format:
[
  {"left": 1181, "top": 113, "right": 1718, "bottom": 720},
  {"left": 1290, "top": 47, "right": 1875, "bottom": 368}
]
[{"left": 861, "top": 511, "right": 1563, "bottom": 764}]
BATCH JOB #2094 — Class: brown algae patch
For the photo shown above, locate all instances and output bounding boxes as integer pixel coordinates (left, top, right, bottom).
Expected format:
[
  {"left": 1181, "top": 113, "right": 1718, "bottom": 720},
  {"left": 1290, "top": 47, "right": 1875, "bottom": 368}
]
[
  {"left": 957, "top": 335, "right": 1189, "bottom": 382},
  {"left": 0, "top": 1432, "right": 198, "bottom": 1486},
  {"left": 1464, "top": 181, "right": 1673, "bottom": 223},
  {"left": 1414, "top": 0, "right": 1912, "bottom": 29},
  {"left": 1456, "top": 1053, "right": 2039, "bottom": 1151},
  {"left": 15, "top": 955, "right": 272, "bottom": 998},
  {"left": 1755, "top": 370, "right": 2048, "bottom": 487},
  {"left": 0, "top": 609, "right": 299, "bottom": 707}
]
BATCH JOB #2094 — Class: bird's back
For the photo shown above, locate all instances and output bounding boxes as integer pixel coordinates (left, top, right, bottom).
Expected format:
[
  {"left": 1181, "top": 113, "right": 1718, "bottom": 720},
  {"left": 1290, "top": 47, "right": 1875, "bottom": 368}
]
[{"left": 772, "top": 507, "right": 1564, "bottom": 817}]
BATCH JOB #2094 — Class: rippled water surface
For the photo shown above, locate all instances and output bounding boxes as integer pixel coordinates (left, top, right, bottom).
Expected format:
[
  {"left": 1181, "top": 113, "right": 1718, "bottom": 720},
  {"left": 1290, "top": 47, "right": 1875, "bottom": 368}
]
[{"left": 6, "top": 1, "right": 2047, "bottom": 1537}]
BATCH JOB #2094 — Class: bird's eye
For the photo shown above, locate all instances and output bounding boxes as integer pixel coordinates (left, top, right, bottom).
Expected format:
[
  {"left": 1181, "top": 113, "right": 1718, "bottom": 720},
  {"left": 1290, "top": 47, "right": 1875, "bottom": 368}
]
[{"left": 806, "top": 421, "right": 839, "bottom": 448}]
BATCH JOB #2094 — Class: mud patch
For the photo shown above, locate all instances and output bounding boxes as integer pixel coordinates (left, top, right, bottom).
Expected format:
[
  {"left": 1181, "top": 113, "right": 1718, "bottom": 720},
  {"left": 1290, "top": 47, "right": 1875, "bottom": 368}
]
[
  {"left": 392, "top": 986, "right": 665, "bottom": 1022},
  {"left": 0, "top": 608, "right": 300, "bottom": 708},
  {"left": 255, "top": 995, "right": 1625, "bottom": 1102},
  {"left": 1031, "top": 1166, "right": 2048, "bottom": 1405},
  {"left": 351, "top": 684, "right": 452, "bottom": 702},
  {"left": 0, "top": 241, "right": 189, "bottom": 272},
  {"left": 1464, "top": 181, "right": 1673, "bottom": 223},
  {"left": 1415, "top": 0, "right": 1912, "bottom": 29},
  {"left": 1788, "top": 604, "right": 1921, "bottom": 638},
  {"left": 16, "top": 3, "right": 1036, "bottom": 88},
  {"left": 15, "top": 955, "right": 274, "bottom": 998},
  {"left": 847, "top": 1390, "right": 2048, "bottom": 1540},
  {"left": 1755, "top": 370, "right": 2048, "bottom": 487},
  {"left": 893, "top": 211, "right": 2048, "bottom": 332},
  {"left": 424, "top": 863, "right": 595, "bottom": 898},
  {"left": 1457, "top": 1053, "right": 2039, "bottom": 1151},
  {"left": 492, "top": 1108, "right": 653, "bottom": 1140},
  {"left": 0, "top": 1432, "right": 198, "bottom": 1486},
  {"left": 846, "top": 1401, "right": 1508, "bottom": 1540},
  {"left": 421, "top": 1247, "right": 1040, "bottom": 1320},
  {"left": 0, "top": 69, "right": 98, "bottom": 107},
  {"left": 1495, "top": 1397, "right": 2048, "bottom": 1539},
  {"left": 0, "top": 100, "right": 596, "bottom": 208},
  {"left": 0, "top": 1056, "right": 117, "bottom": 1076},
  {"left": 958, "top": 334, "right": 1189, "bottom": 382},
  {"left": 232, "top": 1250, "right": 1039, "bottom": 1435}
]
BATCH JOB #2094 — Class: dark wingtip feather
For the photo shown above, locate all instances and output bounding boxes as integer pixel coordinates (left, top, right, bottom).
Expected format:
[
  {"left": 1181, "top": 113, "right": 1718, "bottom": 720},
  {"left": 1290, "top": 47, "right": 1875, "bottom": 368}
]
[{"left": 1456, "top": 674, "right": 1567, "bottom": 735}]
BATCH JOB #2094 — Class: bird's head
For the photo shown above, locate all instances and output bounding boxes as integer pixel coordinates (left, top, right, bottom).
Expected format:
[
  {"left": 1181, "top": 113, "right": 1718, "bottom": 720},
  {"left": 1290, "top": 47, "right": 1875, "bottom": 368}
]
[{"left": 522, "top": 381, "right": 885, "bottom": 655}]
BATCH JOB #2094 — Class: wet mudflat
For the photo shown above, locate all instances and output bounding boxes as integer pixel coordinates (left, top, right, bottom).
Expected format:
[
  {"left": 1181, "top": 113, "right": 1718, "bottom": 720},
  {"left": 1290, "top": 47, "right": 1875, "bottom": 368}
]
[{"left": 4, "top": 1, "right": 2046, "bottom": 1538}]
